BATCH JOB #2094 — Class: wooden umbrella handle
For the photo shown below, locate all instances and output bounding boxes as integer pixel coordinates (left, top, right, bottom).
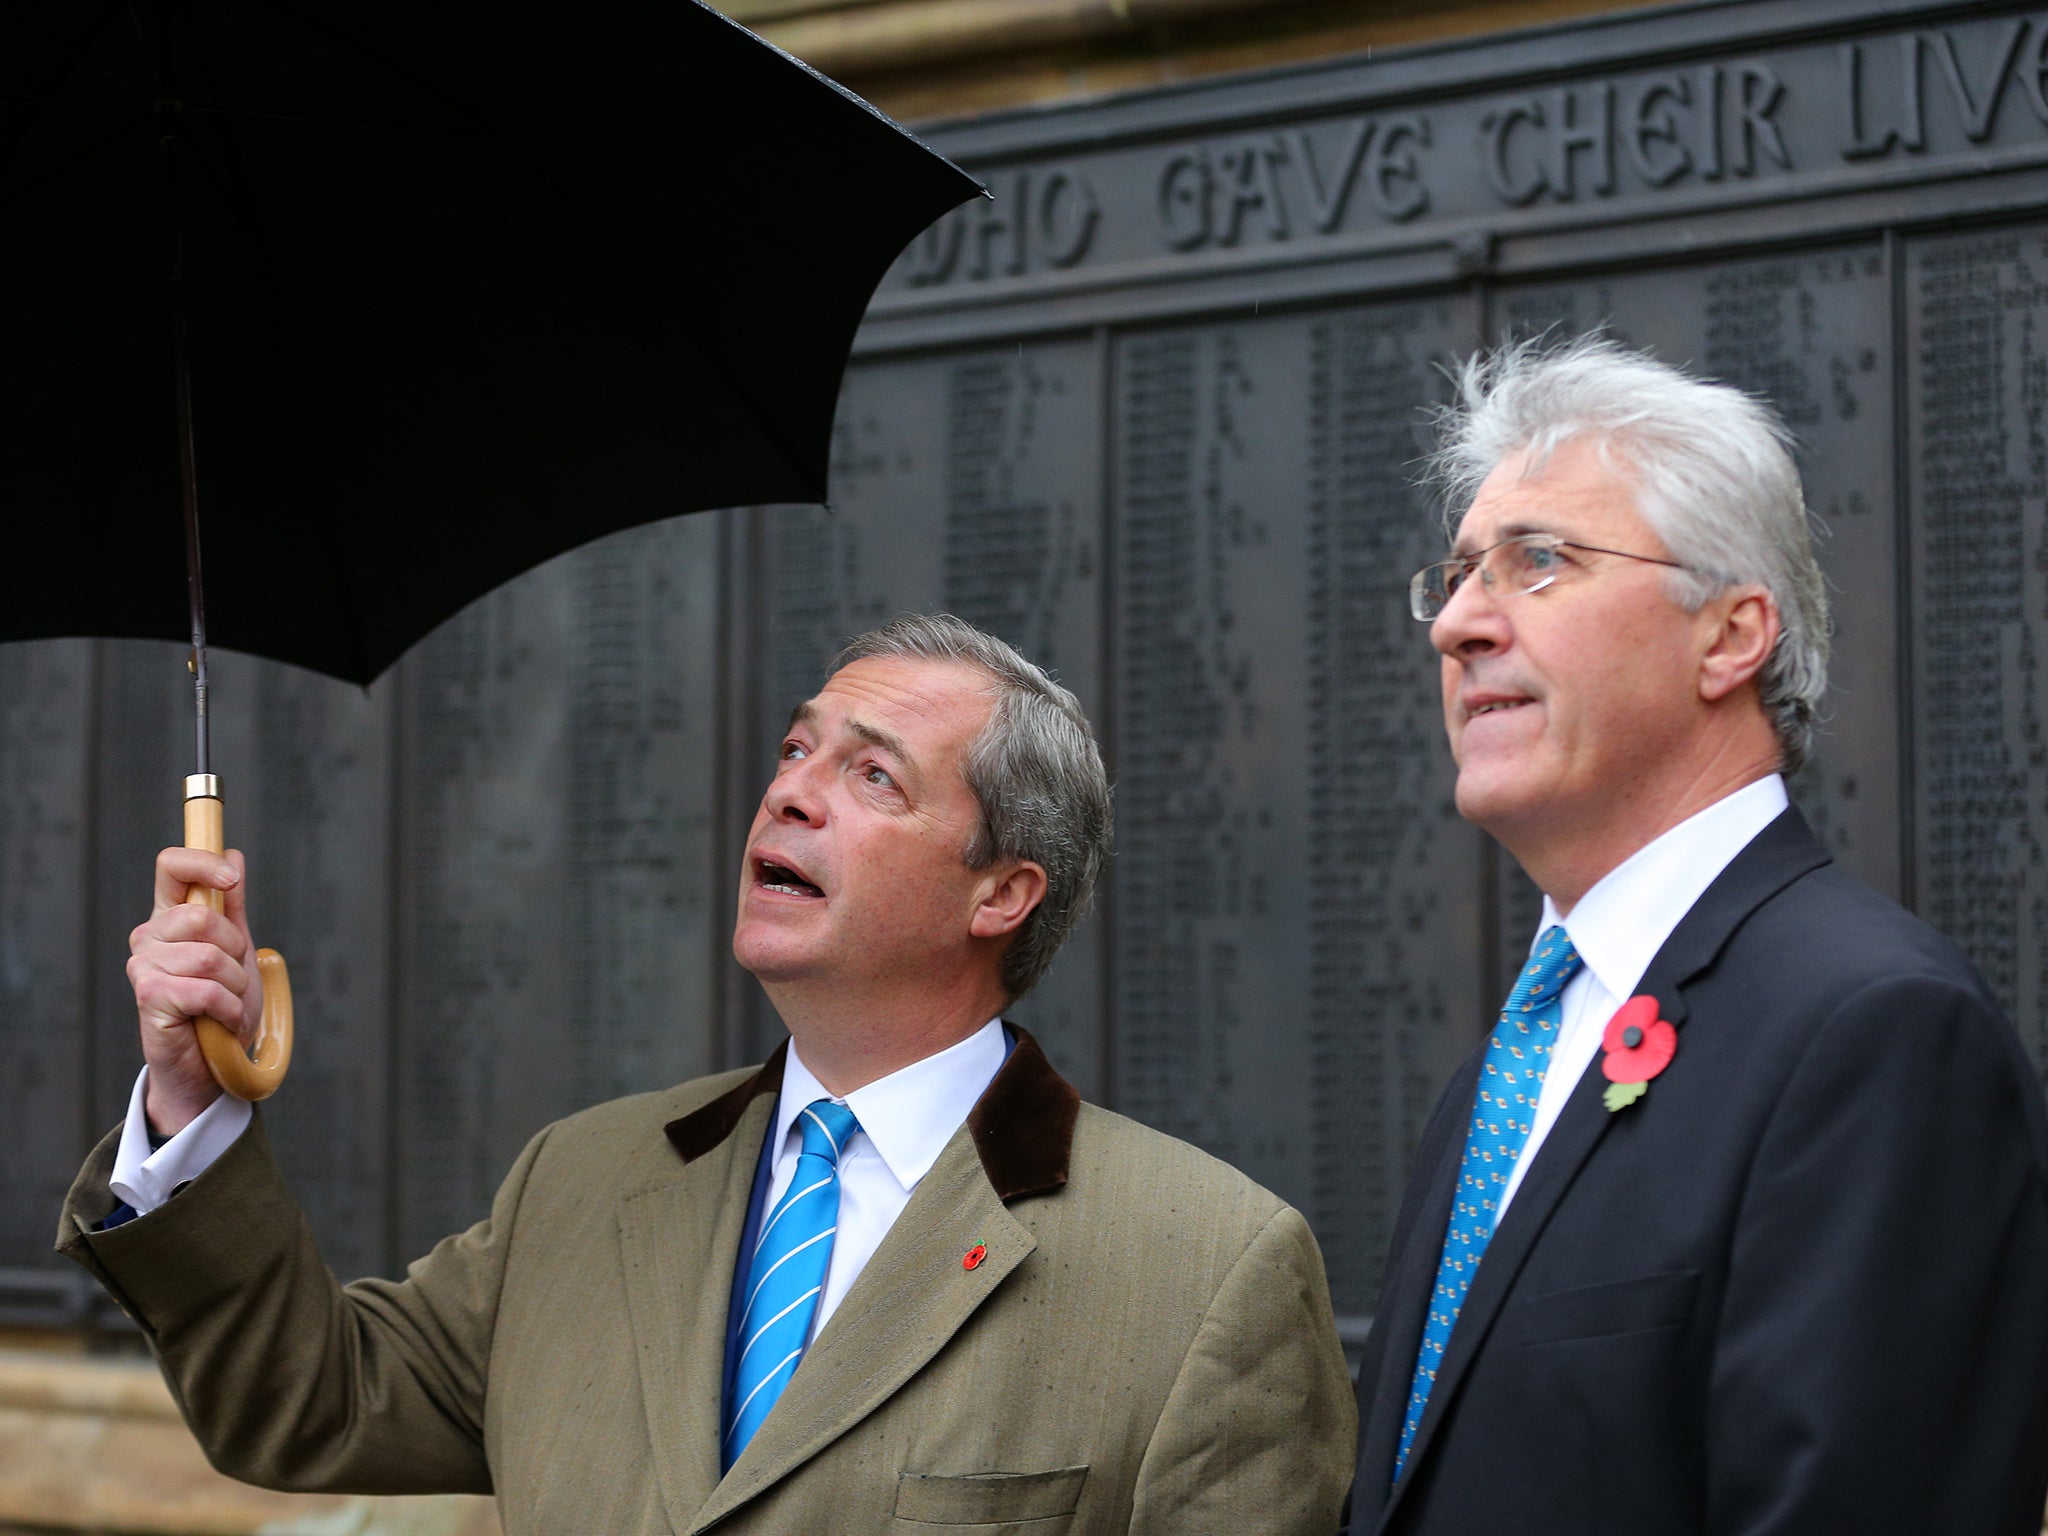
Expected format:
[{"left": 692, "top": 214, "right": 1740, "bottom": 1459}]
[{"left": 182, "top": 777, "right": 294, "bottom": 1102}]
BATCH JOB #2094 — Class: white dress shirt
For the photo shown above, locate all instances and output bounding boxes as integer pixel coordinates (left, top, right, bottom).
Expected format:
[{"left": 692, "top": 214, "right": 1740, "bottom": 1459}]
[
  {"left": 1494, "top": 774, "right": 1789, "bottom": 1226},
  {"left": 766, "top": 1017, "right": 1006, "bottom": 1338},
  {"left": 110, "top": 1065, "right": 253, "bottom": 1213}
]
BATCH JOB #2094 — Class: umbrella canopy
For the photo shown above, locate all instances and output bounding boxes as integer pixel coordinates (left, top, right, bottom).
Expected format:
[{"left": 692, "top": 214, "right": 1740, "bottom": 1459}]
[{"left": 0, "top": 0, "right": 979, "bottom": 684}]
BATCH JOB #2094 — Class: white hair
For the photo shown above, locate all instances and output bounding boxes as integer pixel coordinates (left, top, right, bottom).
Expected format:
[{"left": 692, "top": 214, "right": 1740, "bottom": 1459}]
[{"left": 1429, "top": 333, "right": 1831, "bottom": 774}]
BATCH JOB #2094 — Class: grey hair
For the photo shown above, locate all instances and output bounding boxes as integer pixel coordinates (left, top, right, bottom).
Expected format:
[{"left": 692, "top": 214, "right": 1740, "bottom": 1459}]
[
  {"left": 1429, "top": 333, "right": 1831, "bottom": 775},
  {"left": 833, "top": 613, "right": 1112, "bottom": 1000}
]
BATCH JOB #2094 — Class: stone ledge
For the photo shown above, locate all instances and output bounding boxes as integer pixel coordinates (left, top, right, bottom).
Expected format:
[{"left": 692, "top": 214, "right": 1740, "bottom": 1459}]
[
  {"left": 0, "top": 1351, "right": 497, "bottom": 1536},
  {"left": 736, "top": 0, "right": 1654, "bottom": 123}
]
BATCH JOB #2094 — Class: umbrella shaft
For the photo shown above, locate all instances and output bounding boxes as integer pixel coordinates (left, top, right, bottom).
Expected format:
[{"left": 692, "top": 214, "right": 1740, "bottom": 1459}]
[{"left": 166, "top": 128, "right": 209, "bottom": 777}]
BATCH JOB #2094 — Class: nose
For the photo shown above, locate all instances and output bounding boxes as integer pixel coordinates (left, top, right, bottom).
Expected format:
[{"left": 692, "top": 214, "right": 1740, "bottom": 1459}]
[
  {"left": 761, "top": 754, "right": 826, "bottom": 825},
  {"left": 1430, "top": 566, "right": 1511, "bottom": 662}
]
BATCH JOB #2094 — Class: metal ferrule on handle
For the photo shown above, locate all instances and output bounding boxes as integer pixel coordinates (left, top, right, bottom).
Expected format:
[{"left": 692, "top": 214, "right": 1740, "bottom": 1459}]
[{"left": 183, "top": 775, "right": 293, "bottom": 1101}]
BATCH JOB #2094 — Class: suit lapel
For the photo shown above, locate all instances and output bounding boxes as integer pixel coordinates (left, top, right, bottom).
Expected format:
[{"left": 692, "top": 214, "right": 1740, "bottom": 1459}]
[
  {"left": 690, "top": 1133, "right": 1033, "bottom": 1531},
  {"left": 688, "top": 1028, "right": 1076, "bottom": 1533},
  {"left": 1377, "top": 808, "right": 1830, "bottom": 1532},
  {"left": 617, "top": 1052, "right": 785, "bottom": 1536}
]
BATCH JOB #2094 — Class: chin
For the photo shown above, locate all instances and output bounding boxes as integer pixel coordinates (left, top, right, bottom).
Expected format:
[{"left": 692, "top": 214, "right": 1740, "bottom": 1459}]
[
  {"left": 1453, "top": 763, "right": 1544, "bottom": 838},
  {"left": 731, "top": 927, "right": 817, "bottom": 984}
]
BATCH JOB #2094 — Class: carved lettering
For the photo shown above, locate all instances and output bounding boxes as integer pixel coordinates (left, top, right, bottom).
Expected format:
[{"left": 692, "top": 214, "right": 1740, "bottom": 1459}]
[
  {"left": 1898, "top": 36, "right": 1929, "bottom": 151},
  {"left": 1932, "top": 19, "right": 2030, "bottom": 142},
  {"left": 905, "top": 211, "right": 966, "bottom": 286},
  {"left": 1217, "top": 137, "right": 1291, "bottom": 245},
  {"left": 1036, "top": 169, "right": 1100, "bottom": 267},
  {"left": 1292, "top": 116, "right": 1433, "bottom": 229},
  {"left": 1370, "top": 114, "right": 1431, "bottom": 221},
  {"left": 1551, "top": 83, "right": 1616, "bottom": 198},
  {"left": 1843, "top": 36, "right": 1927, "bottom": 159},
  {"left": 899, "top": 14, "right": 2048, "bottom": 294},
  {"left": 1628, "top": 75, "right": 1694, "bottom": 187},
  {"left": 1735, "top": 63, "right": 1791, "bottom": 175},
  {"left": 1158, "top": 149, "right": 1214, "bottom": 251},
  {"left": 2029, "top": 22, "right": 2048, "bottom": 124},
  {"left": 1483, "top": 97, "right": 1547, "bottom": 205},
  {"left": 1294, "top": 120, "right": 1376, "bottom": 233},
  {"left": 1697, "top": 64, "right": 1725, "bottom": 181}
]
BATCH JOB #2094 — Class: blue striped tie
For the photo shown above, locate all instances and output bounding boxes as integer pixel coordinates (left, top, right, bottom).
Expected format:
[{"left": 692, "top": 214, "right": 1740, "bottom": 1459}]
[
  {"left": 1395, "top": 926, "right": 1582, "bottom": 1484},
  {"left": 723, "top": 1098, "right": 860, "bottom": 1470}
]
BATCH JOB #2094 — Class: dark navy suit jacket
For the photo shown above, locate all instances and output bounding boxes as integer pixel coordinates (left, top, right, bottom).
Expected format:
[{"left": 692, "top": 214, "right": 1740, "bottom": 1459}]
[{"left": 1349, "top": 808, "right": 2048, "bottom": 1535}]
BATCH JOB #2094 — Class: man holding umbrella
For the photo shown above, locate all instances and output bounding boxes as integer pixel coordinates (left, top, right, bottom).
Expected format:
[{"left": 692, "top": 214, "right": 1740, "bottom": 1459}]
[{"left": 61, "top": 613, "right": 1355, "bottom": 1534}]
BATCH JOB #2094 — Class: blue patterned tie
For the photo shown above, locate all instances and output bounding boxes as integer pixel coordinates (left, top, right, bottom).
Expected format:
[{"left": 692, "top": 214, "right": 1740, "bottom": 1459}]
[
  {"left": 1394, "top": 925, "right": 1582, "bottom": 1484},
  {"left": 723, "top": 1098, "right": 860, "bottom": 1470}
]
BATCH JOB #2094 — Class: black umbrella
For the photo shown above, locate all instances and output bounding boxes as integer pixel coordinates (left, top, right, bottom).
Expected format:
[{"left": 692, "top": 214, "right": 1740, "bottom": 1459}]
[{"left": 0, "top": 0, "right": 980, "bottom": 1097}]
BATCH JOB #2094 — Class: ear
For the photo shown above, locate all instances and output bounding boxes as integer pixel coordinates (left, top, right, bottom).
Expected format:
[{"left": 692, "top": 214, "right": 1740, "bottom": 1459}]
[
  {"left": 970, "top": 860, "right": 1048, "bottom": 940},
  {"left": 1698, "top": 586, "right": 1779, "bottom": 703}
]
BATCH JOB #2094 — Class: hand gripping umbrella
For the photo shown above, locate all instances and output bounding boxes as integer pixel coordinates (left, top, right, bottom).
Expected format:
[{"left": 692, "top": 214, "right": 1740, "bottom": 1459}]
[{"left": 0, "top": 1, "right": 979, "bottom": 1098}]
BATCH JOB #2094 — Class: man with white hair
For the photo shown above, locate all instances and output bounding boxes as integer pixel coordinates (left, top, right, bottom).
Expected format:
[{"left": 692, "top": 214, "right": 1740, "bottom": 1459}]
[{"left": 1348, "top": 337, "right": 2048, "bottom": 1534}]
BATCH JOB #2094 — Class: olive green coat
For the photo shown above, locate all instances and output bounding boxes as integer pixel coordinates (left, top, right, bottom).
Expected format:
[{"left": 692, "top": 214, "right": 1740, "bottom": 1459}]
[{"left": 60, "top": 1032, "right": 1355, "bottom": 1534}]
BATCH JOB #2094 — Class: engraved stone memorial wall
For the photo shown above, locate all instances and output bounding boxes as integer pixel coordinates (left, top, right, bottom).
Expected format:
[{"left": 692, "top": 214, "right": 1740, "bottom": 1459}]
[
  {"left": 1908, "top": 225, "right": 2048, "bottom": 1073},
  {"left": 7, "top": 0, "right": 2048, "bottom": 1330}
]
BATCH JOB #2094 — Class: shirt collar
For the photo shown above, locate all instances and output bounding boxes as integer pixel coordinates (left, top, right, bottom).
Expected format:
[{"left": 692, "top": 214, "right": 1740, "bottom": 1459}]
[
  {"left": 1538, "top": 774, "right": 1790, "bottom": 1002},
  {"left": 775, "top": 1017, "right": 1008, "bottom": 1193}
]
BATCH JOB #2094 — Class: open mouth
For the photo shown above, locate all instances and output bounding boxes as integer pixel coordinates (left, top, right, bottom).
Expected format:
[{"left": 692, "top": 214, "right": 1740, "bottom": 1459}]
[{"left": 755, "top": 858, "right": 824, "bottom": 898}]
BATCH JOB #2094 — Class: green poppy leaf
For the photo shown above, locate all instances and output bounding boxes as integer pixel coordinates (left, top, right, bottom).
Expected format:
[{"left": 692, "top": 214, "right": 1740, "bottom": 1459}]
[{"left": 1603, "top": 1080, "right": 1649, "bottom": 1113}]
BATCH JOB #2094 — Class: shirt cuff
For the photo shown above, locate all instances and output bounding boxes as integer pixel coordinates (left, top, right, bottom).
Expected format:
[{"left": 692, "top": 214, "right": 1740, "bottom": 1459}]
[{"left": 109, "top": 1066, "right": 252, "bottom": 1215}]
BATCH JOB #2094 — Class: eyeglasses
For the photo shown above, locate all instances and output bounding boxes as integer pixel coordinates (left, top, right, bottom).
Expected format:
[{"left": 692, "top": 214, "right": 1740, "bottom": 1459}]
[{"left": 1408, "top": 532, "right": 1690, "bottom": 621}]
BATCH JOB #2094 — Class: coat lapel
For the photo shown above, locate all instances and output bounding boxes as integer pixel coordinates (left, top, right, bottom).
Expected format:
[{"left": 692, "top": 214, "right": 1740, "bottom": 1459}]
[
  {"left": 1377, "top": 808, "right": 1830, "bottom": 1532},
  {"left": 688, "top": 1029, "right": 1077, "bottom": 1534},
  {"left": 617, "top": 1048, "right": 785, "bottom": 1536}
]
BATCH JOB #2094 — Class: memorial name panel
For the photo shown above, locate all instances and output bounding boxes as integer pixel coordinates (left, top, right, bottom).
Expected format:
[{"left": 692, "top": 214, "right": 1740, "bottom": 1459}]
[
  {"left": 558, "top": 520, "right": 723, "bottom": 1111},
  {"left": 394, "top": 517, "right": 723, "bottom": 1260},
  {"left": 1907, "top": 222, "right": 2048, "bottom": 1079},
  {"left": 1491, "top": 246, "right": 1897, "bottom": 987},
  {"left": 762, "top": 341, "right": 1105, "bottom": 1094},
  {"left": 1304, "top": 299, "right": 1488, "bottom": 1316},
  {"left": 206, "top": 651, "right": 395, "bottom": 1280},
  {"left": 1111, "top": 296, "right": 1481, "bottom": 1314},
  {"left": 0, "top": 640, "right": 95, "bottom": 1270}
]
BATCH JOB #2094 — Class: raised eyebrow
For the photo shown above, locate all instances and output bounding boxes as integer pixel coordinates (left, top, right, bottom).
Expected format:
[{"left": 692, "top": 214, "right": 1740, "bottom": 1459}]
[
  {"left": 783, "top": 705, "right": 920, "bottom": 786},
  {"left": 1450, "top": 522, "right": 1562, "bottom": 557},
  {"left": 848, "top": 719, "right": 917, "bottom": 783}
]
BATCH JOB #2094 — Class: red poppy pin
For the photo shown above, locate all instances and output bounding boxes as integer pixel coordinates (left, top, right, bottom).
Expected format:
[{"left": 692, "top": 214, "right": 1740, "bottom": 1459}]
[
  {"left": 962, "top": 1242, "right": 987, "bottom": 1272},
  {"left": 1600, "top": 995, "right": 1677, "bottom": 1112}
]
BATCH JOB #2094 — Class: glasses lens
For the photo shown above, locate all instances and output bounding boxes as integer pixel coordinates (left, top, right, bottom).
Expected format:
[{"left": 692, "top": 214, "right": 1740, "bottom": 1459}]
[
  {"left": 1409, "top": 565, "right": 1446, "bottom": 621},
  {"left": 1502, "top": 535, "right": 1563, "bottom": 591}
]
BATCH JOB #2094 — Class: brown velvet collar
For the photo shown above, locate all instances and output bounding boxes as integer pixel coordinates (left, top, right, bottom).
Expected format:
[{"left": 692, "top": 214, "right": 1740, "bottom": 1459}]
[
  {"left": 665, "top": 1040, "right": 787, "bottom": 1163},
  {"left": 662, "top": 1027, "right": 1078, "bottom": 1204}
]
